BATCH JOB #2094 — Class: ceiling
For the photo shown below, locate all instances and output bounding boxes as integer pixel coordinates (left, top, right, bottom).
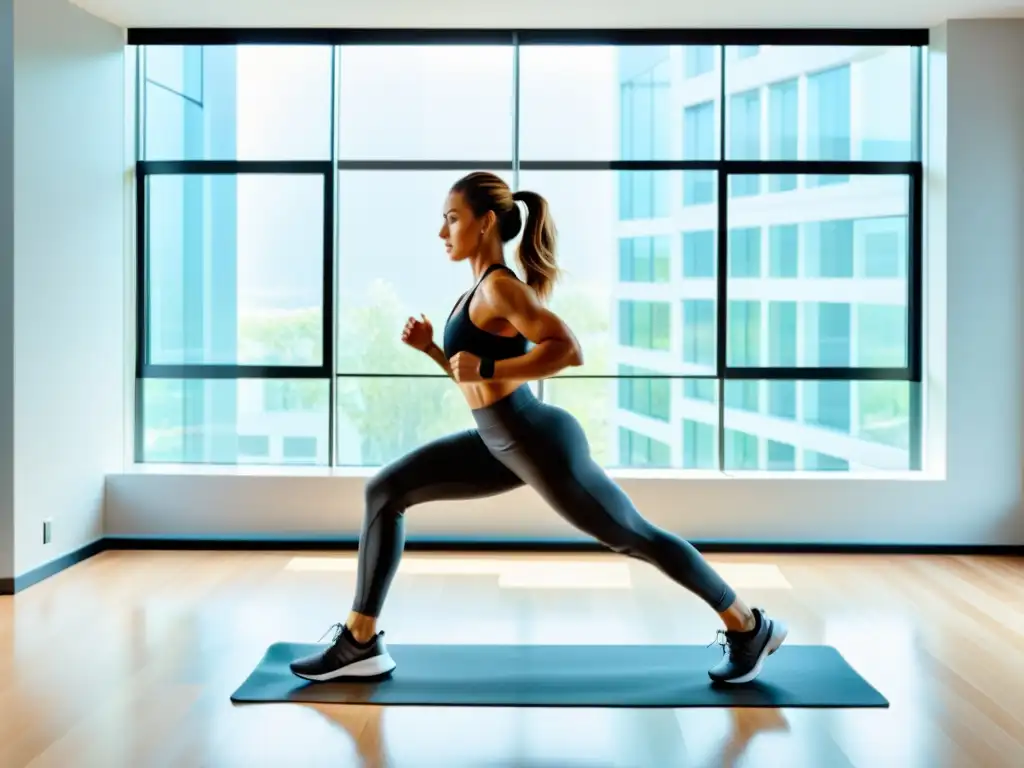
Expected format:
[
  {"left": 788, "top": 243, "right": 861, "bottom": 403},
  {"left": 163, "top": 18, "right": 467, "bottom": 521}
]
[{"left": 69, "top": 0, "right": 1024, "bottom": 30}]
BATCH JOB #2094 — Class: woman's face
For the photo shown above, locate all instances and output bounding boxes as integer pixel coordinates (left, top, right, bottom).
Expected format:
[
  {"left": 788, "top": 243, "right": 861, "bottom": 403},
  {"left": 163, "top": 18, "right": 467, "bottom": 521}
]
[{"left": 439, "top": 190, "right": 491, "bottom": 262}]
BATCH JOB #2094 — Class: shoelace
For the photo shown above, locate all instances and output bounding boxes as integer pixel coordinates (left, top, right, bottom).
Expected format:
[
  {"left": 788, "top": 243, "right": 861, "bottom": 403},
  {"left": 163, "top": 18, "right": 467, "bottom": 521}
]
[
  {"left": 707, "top": 629, "right": 728, "bottom": 651},
  {"left": 318, "top": 622, "right": 345, "bottom": 644},
  {"left": 707, "top": 625, "right": 761, "bottom": 660}
]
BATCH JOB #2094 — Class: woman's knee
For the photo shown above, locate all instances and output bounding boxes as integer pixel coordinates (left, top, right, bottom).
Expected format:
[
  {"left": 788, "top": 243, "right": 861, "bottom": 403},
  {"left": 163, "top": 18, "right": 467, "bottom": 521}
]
[
  {"left": 598, "top": 518, "right": 662, "bottom": 560},
  {"left": 364, "top": 470, "right": 406, "bottom": 520},
  {"left": 586, "top": 521, "right": 648, "bottom": 558}
]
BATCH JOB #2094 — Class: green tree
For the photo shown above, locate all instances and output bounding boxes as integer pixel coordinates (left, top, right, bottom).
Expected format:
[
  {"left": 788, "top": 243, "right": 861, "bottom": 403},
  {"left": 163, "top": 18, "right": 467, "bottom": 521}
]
[
  {"left": 240, "top": 307, "right": 328, "bottom": 412},
  {"left": 142, "top": 310, "right": 324, "bottom": 462},
  {"left": 234, "top": 279, "right": 622, "bottom": 469},
  {"left": 334, "top": 280, "right": 473, "bottom": 466},
  {"left": 547, "top": 284, "right": 613, "bottom": 465},
  {"left": 858, "top": 382, "right": 909, "bottom": 450},
  {"left": 852, "top": 307, "right": 911, "bottom": 452}
]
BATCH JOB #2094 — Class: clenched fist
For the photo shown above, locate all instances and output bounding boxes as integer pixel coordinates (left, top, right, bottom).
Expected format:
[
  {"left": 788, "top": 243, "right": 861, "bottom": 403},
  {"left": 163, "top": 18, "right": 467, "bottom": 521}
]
[
  {"left": 401, "top": 314, "right": 433, "bottom": 352},
  {"left": 448, "top": 351, "right": 483, "bottom": 383}
]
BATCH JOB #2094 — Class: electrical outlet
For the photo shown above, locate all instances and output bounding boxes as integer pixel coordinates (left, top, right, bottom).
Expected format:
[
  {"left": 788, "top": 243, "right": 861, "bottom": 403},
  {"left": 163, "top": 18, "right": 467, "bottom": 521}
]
[{"left": 43, "top": 519, "right": 52, "bottom": 545}]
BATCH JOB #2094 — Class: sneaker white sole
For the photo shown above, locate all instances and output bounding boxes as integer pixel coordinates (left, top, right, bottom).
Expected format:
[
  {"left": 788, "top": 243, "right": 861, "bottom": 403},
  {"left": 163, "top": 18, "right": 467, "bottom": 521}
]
[
  {"left": 292, "top": 652, "right": 397, "bottom": 682},
  {"left": 717, "top": 620, "right": 789, "bottom": 685}
]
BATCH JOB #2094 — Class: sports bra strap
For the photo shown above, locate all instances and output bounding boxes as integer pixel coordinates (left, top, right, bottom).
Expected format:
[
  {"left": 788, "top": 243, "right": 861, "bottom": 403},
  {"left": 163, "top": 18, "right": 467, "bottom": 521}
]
[
  {"left": 468, "top": 263, "right": 513, "bottom": 297},
  {"left": 481, "top": 262, "right": 513, "bottom": 280}
]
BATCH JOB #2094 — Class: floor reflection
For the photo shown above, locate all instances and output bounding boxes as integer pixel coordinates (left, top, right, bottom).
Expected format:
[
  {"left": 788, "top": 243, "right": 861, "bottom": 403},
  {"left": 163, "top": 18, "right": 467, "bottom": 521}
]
[
  {"left": 4, "top": 550, "right": 1024, "bottom": 767},
  {"left": 290, "top": 701, "right": 801, "bottom": 768}
]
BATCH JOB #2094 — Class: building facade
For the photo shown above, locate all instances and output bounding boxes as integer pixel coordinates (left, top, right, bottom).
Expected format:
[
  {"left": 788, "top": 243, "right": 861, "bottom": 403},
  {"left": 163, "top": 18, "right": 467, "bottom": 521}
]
[{"left": 614, "top": 45, "right": 913, "bottom": 471}]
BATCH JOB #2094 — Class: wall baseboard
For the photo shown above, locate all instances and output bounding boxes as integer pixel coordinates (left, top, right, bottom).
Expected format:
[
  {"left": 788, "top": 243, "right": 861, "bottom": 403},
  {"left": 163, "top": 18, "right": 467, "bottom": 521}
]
[
  {"left": 101, "top": 535, "right": 1024, "bottom": 556},
  {"left": 0, "top": 538, "right": 106, "bottom": 595},
  {"left": 3, "top": 535, "right": 1022, "bottom": 595},
  {"left": 101, "top": 535, "right": 605, "bottom": 552}
]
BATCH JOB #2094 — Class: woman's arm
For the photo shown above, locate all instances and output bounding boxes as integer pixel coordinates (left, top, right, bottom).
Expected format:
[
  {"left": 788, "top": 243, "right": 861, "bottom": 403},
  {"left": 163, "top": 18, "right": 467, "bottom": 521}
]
[
  {"left": 424, "top": 342, "right": 455, "bottom": 380},
  {"left": 476, "top": 274, "right": 584, "bottom": 382}
]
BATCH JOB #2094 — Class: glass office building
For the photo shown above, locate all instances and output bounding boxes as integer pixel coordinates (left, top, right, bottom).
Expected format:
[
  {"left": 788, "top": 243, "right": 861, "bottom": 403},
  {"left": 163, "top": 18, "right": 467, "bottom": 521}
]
[{"left": 613, "top": 45, "right": 913, "bottom": 471}]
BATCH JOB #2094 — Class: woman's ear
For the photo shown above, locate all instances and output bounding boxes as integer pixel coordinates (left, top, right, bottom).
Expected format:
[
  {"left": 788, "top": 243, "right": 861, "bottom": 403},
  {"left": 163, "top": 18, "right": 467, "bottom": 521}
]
[{"left": 481, "top": 209, "right": 498, "bottom": 235}]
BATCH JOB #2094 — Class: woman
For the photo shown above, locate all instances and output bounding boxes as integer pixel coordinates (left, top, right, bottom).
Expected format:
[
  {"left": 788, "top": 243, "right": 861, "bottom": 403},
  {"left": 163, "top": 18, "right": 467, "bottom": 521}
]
[{"left": 290, "top": 172, "right": 787, "bottom": 686}]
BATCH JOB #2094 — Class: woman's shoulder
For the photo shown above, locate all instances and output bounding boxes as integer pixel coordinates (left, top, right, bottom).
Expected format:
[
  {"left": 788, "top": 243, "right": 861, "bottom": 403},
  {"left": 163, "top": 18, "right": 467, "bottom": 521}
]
[{"left": 479, "top": 267, "right": 541, "bottom": 312}]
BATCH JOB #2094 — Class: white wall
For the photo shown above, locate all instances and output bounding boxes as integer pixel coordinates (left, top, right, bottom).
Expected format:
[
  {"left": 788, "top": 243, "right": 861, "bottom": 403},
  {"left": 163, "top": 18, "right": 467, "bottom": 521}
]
[
  {"left": 11, "top": 0, "right": 124, "bottom": 577},
  {"left": 0, "top": 0, "right": 14, "bottom": 582},
  {"left": 942, "top": 19, "right": 1024, "bottom": 539},
  {"left": 105, "top": 20, "right": 1024, "bottom": 547}
]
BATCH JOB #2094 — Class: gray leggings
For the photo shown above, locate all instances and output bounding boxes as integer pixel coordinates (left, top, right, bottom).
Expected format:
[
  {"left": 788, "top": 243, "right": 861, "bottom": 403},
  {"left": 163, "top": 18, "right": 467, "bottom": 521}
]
[{"left": 352, "top": 385, "right": 737, "bottom": 616}]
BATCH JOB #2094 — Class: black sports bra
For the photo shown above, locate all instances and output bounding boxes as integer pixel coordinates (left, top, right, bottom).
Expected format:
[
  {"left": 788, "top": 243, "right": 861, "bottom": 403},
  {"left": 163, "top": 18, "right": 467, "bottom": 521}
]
[{"left": 442, "top": 263, "right": 529, "bottom": 361}]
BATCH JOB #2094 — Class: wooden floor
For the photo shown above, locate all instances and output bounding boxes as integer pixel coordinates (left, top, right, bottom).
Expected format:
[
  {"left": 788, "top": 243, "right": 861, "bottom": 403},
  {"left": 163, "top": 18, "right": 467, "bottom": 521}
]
[{"left": 2, "top": 549, "right": 1024, "bottom": 767}]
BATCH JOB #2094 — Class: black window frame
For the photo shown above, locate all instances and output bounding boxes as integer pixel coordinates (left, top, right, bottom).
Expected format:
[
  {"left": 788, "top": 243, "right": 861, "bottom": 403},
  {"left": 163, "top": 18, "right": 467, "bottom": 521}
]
[{"left": 130, "top": 26, "right": 927, "bottom": 471}]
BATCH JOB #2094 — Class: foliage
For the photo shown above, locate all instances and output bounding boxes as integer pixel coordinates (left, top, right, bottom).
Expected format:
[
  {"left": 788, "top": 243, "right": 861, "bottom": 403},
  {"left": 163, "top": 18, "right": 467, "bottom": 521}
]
[{"left": 149, "top": 279, "right": 618, "bottom": 466}]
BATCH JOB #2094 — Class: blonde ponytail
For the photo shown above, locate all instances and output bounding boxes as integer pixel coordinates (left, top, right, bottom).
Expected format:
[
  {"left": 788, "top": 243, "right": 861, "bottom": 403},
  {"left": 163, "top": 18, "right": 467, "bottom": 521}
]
[{"left": 511, "top": 189, "right": 558, "bottom": 301}]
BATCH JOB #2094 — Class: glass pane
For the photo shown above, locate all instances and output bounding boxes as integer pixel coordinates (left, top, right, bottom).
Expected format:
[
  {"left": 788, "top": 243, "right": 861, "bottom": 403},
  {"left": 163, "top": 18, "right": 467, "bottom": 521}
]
[
  {"left": 619, "top": 236, "right": 672, "bottom": 284},
  {"left": 336, "top": 46, "right": 513, "bottom": 160},
  {"left": 681, "top": 228, "right": 716, "bottom": 278},
  {"left": 335, "top": 377, "right": 477, "bottom": 467},
  {"left": 144, "top": 45, "right": 202, "bottom": 101},
  {"left": 681, "top": 169, "right": 717, "bottom": 209},
  {"left": 517, "top": 170, "right": 703, "bottom": 377},
  {"left": 142, "top": 45, "right": 333, "bottom": 160},
  {"left": 543, "top": 376, "right": 719, "bottom": 470},
  {"left": 722, "top": 379, "right": 915, "bottom": 470},
  {"left": 681, "top": 298, "right": 717, "bottom": 378},
  {"left": 725, "top": 45, "right": 917, "bottom": 161},
  {"left": 144, "top": 81, "right": 203, "bottom": 160},
  {"left": 725, "top": 175, "right": 909, "bottom": 369},
  {"left": 146, "top": 174, "right": 325, "bottom": 366},
  {"left": 518, "top": 45, "right": 720, "bottom": 160},
  {"left": 335, "top": 170, "right": 513, "bottom": 375},
  {"left": 140, "top": 378, "right": 329, "bottom": 465}
]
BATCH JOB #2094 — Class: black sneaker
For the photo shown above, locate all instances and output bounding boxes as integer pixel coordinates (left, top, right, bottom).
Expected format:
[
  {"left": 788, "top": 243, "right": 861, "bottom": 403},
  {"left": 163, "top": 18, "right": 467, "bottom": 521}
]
[
  {"left": 707, "top": 607, "right": 787, "bottom": 684},
  {"left": 289, "top": 623, "right": 397, "bottom": 683}
]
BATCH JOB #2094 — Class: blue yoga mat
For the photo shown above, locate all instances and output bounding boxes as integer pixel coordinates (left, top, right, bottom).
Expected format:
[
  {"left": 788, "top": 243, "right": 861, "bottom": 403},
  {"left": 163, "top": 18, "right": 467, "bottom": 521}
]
[{"left": 230, "top": 642, "right": 888, "bottom": 708}]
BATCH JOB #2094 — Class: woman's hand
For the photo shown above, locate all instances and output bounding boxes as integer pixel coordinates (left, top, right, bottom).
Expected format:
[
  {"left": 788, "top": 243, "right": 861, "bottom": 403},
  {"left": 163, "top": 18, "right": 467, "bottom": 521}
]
[
  {"left": 401, "top": 314, "right": 434, "bottom": 352},
  {"left": 448, "top": 351, "right": 483, "bottom": 383}
]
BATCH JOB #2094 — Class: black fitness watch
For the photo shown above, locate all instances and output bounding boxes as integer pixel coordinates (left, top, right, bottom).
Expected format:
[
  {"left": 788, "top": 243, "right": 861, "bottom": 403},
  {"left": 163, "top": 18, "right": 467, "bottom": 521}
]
[{"left": 479, "top": 358, "right": 495, "bottom": 379}]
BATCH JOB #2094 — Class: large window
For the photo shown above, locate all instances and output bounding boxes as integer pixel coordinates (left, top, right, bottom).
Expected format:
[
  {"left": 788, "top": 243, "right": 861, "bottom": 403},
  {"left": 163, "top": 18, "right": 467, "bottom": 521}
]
[{"left": 133, "top": 32, "right": 925, "bottom": 473}]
